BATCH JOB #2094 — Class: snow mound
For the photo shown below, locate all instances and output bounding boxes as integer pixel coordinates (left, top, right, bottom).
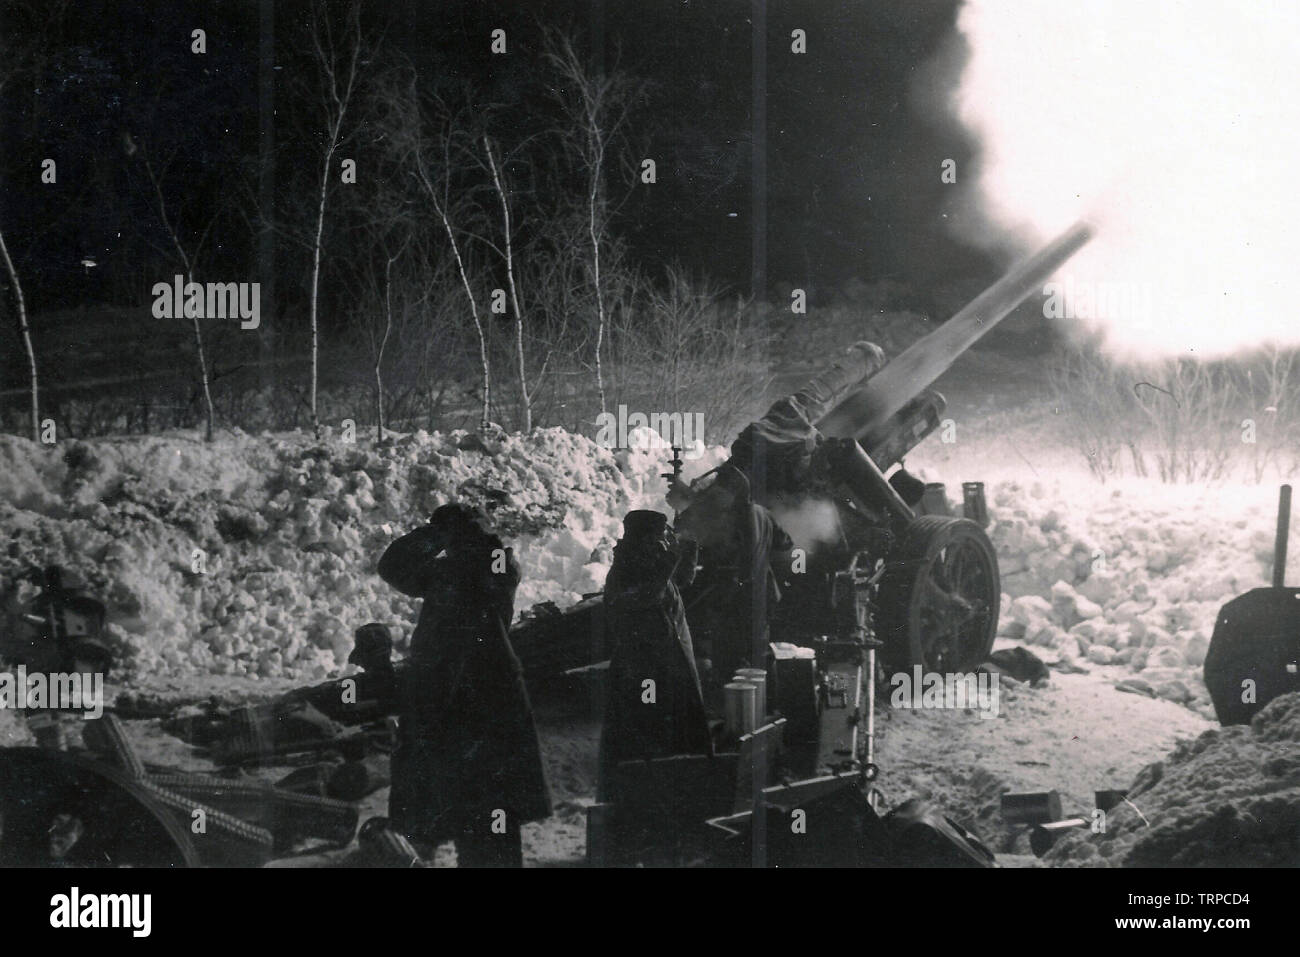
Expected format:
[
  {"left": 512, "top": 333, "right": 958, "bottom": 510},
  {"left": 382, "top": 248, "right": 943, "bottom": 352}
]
[
  {"left": 1045, "top": 691, "right": 1300, "bottom": 867},
  {"left": 984, "top": 477, "right": 1286, "bottom": 718},
  {"left": 2, "top": 420, "right": 1275, "bottom": 713},
  {"left": 0, "top": 427, "right": 723, "bottom": 682}
]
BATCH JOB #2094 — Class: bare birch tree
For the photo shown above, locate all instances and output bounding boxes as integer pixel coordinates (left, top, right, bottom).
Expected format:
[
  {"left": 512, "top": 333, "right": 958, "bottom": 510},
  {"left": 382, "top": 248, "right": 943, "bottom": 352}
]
[
  {"left": 482, "top": 134, "right": 534, "bottom": 432},
  {"left": 399, "top": 88, "right": 493, "bottom": 430},
  {"left": 369, "top": 231, "right": 414, "bottom": 442},
  {"left": 543, "top": 29, "right": 643, "bottom": 418},
  {"left": 0, "top": 16, "right": 52, "bottom": 442},
  {"left": 303, "top": 0, "right": 363, "bottom": 437}
]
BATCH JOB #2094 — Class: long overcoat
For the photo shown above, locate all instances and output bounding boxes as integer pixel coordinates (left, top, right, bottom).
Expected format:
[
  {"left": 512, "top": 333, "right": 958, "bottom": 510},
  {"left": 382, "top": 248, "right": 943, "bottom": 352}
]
[
  {"left": 598, "top": 554, "right": 713, "bottom": 799},
  {"left": 379, "top": 525, "right": 551, "bottom": 841}
]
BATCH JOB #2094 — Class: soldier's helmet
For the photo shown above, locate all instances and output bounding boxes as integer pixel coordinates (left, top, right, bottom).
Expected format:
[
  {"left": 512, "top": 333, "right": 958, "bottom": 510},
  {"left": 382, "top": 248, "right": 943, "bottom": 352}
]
[{"left": 430, "top": 501, "right": 489, "bottom": 527}]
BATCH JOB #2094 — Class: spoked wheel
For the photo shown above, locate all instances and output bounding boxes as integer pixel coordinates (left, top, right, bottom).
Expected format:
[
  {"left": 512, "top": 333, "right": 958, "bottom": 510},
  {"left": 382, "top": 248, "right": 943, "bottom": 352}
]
[
  {"left": 0, "top": 749, "right": 199, "bottom": 867},
  {"left": 878, "top": 516, "right": 1000, "bottom": 674}
]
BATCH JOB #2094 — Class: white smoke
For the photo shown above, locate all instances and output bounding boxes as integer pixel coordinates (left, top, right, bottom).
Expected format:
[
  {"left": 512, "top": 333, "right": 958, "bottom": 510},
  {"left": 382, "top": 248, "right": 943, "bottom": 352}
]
[
  {"left": 770, "top": 499, "right": 842, "bottom": 553},
  {"left": 946, "top": 0, "right": 1300, "bottom": 358}
]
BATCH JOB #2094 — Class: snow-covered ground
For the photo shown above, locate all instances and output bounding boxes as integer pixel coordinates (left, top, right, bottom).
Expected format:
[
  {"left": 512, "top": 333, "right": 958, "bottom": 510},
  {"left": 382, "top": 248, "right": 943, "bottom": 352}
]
[
  {"left": 908, "top": 357, "right": 1296, "bottom": 722},
  {"left": 3, "top": 393, "right": 1284, "bottom": 708},
  {"left": 1045, "top": 691, "right": 1300, "bottom": 867},
  {"left": 2, "top": 346, "right": 1295, "bottom": 866},
  {"left": 882, "top": 359, "right": 1300, "bottom": 866}
]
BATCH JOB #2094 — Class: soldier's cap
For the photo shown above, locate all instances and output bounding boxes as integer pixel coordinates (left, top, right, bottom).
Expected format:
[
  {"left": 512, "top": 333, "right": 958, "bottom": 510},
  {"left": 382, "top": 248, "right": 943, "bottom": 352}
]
[
  {"left": 714, "top": 464, "right": 752, "bottom": 505},
  {"left": 429, "top": 502, "right": 494, "bottom": 536},
  {"left": 622, "top": 509, "right": 669, "bottom": 540},
  {"left": 349, "top": 623, "right": 393, "bottom": 664}
]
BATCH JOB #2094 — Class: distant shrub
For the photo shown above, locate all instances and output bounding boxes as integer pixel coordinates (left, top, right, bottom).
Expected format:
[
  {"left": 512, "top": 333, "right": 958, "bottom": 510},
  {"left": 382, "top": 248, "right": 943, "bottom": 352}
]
[{"left": 1048, "top": 340, "right": 1300, "bottom": 484}]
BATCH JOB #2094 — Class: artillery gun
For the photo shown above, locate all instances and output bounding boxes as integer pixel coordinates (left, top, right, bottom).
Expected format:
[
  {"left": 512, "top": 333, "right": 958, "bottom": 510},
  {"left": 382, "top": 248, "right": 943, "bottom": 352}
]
[
  {"left": 513, "top": 221, "right": 1093, "bottom": 680},
  {"left": 0, "top": 223, "right": 1092, "bottom": 868},
  {"left": 510, "top": 221, "right": 1094, "bottom": 865},
  {"left": 0, "top": 566, "right": 114, "bottom": 678},
  {"left": 690, "top": 221, "right": 1094, "bottom": 677}
]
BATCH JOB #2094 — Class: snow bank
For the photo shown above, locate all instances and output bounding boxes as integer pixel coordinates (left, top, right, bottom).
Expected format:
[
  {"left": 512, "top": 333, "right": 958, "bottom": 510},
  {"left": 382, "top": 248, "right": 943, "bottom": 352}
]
[
  {"left": 1045, "top": 691, "right": 1300, "bottom": 867},
  {"left": 0, "top": 427, "right": 723, "bottom": 682},
  {"left": 978, "top": 476, "right": 1285, "bottom": 720},
  {"left": 2, "top": 416, "right": 1279, "bottom": 714}
]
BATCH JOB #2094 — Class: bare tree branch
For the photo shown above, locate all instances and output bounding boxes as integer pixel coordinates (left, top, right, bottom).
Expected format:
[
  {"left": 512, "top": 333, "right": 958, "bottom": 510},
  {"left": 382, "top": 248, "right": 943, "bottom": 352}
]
[{"left": 139, "top": 145, "right": 217, "bottom": 442}]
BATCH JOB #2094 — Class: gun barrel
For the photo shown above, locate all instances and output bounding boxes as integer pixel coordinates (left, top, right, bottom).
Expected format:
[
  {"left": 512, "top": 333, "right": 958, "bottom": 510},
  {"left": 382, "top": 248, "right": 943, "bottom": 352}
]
[{"left": 816, "top": 221, "right": 1094, "bottom": 442}]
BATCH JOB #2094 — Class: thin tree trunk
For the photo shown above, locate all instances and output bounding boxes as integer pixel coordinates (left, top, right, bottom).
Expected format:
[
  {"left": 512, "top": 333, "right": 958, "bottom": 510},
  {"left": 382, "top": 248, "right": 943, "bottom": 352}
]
[
  {"left": 375, "top": 250, "right": 396, "bottom": 442},
  {"left": 484, "top": 136, "right": 531, "bottom": 432},
  {"left": 309, "top": 155, "right": 330, "bottom": 439},
  {"left": 145, "top": 156, "right": 215, "bottom": 442},
  {"left": 304, "top": 2, "right": 361, "bottom": 439},
  {"left": 187, "top": 270, "right": 216, "bottom": 442},
  {"left": 588, "top": 170, "right": 607, "bottom": 416},
  {"left": 0, "top": 225, "right": 38, "bottom": 441},
  {"left": 435, "top": 202, "right": 491, "bottom": 429}
]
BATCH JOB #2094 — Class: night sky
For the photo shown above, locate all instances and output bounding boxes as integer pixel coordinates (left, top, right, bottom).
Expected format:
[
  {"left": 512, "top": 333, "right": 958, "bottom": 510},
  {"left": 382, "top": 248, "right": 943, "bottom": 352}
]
[{"left": 0, "top": 0, "right": 991, "bottom": 310}]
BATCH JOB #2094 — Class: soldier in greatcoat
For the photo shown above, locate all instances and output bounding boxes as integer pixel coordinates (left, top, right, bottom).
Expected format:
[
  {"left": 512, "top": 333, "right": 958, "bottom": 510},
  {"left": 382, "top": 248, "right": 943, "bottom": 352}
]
[
  {"left": 598, "top": 510, "right": 713, "bottom": 801},
  {"left": 379, "top": 503, "right": 551, "bottom": 867}
]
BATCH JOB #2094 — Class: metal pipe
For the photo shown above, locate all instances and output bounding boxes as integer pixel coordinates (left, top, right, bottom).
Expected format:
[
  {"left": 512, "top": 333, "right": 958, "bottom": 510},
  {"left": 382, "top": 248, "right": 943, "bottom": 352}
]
[
  {"left": 864, "top": 645, "right": 875, "bottom": 770},
  {"left": 847, "top": 656, "right": 862, "bottom": 763},
  {"left": 1273, "top": 484, "right": 1291, "bottom": 589},
  {"left": 824, "top": 437, "right": 915, "bottom": 530}
]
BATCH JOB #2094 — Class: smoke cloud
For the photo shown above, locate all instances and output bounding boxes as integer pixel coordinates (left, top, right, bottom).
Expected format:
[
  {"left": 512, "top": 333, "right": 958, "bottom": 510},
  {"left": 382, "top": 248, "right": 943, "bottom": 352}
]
[
  {"left": 944, "top": 1, "right": 1300, "bottom": 358},
  {"left": 770, "top": 499, "right": 842, "bottom": 553}
]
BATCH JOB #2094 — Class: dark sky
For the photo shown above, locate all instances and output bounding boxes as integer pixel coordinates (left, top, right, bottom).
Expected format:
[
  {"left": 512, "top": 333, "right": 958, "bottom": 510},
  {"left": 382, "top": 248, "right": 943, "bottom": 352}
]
[
  {"left": 379, "top": 0, "right": 990, "bottom": 296},
  {"left": 0, "top": 0, "right": 994, "bottom": 315}
]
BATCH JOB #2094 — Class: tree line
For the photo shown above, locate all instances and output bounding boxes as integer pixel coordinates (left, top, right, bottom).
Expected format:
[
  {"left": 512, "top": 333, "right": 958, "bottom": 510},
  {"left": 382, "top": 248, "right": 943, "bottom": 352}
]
[{"left": 0, "top": 0, "right": 763, "bottom": 445}]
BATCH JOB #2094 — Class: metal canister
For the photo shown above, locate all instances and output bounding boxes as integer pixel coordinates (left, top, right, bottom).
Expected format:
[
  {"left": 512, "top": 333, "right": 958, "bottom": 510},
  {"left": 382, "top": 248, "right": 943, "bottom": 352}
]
[
  {"left": 1000, "top": 790, "right": 1063, "bottom": 825},
  {"left": 962, "top": 481, "right": 989, "bottom": 527},
  {"left": 26, "top": 712, "right": 69, "bottom": 750},
  {"left": 1094, "top": 789, "right": 1129, "bottom": 814},
  {"left": 921, "top": 482, "right": 952, "bottom": 516},
  {"left": 723, "top": 682, "right": 758, "bottom": 738},
  {"left": 733, "top": 668, "right": 768, "bottom": 721}
]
